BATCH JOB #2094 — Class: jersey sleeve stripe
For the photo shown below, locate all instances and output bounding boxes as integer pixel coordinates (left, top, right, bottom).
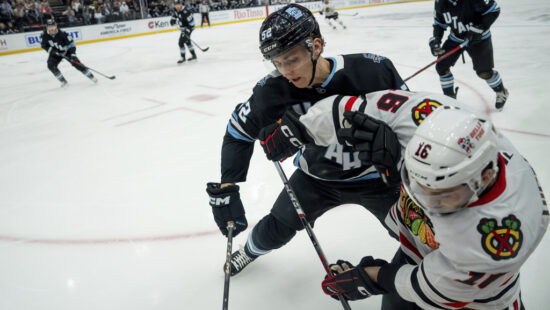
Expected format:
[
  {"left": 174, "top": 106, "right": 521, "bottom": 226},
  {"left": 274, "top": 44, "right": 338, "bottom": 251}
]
[
  {"left": 473, "top": 275, "right": 519, "bottom": 303},
  {"left": 344, "top": 96, "right": 359, "bottom": 111},
  {"left": 482, "top": 2, "right": 500, "bottom": 15},
  {"left": 419, "top": 263, "right": 464, "bottom": 304},
  {"left": 227, "top": 122, "right": 254, "bottom": 143},
  {"left": 332, "top": 95, "right": 345, "bottom": 145},
  {"left": 228, "top": 115, "right": 255, "bottom": 141},
  {"left": 434, "top": 19, "right": 448, "bottom": 29},
  {"left": 410, "top": 267, "right": 450, "bottom": 310}
]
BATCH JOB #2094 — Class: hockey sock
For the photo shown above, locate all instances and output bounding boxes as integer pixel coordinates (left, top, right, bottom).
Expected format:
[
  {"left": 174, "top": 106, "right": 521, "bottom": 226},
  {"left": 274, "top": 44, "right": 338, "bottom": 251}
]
[
  {"left": 52, "top": 70, "right": 66, "bottom": 83},
  {"left": 440, "top": 73, "right": 456, "bottom": 97},
  {"left": 485, "top": 71, "right": 505, "bottom": 93},
  {"left": 179, "top": 46, "right": 186, "bottom": 58},
  {"left": 244, "top": 229, "right": 270, "bottom": 258}
]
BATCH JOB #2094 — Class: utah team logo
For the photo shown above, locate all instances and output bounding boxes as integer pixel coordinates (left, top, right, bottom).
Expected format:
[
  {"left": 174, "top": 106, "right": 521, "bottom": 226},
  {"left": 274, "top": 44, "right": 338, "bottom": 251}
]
[
  {"left": 411, "top": 100, "right": 442, "bottom": 126},
  {"left": 477, "top": 215, "right": 523, "bottom": 261}
]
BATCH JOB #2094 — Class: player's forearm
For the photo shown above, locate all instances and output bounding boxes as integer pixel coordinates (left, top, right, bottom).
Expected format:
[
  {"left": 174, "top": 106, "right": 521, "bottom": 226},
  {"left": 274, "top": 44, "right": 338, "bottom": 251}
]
[{"left": 220, "top": 130, "right": 254, "bottom": 184}]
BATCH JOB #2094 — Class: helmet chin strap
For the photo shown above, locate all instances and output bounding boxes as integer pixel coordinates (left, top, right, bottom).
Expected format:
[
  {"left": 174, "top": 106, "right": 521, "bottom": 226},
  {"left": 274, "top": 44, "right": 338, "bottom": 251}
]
[{"left": 307, "top": 54, "right": 318, "bottom": 87}]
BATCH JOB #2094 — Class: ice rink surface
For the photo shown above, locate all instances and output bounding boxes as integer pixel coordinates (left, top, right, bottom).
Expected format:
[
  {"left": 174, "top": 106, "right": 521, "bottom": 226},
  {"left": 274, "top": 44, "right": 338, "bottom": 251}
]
[{"left": 1, "top": 0, "right": 549, "bottom": 309}]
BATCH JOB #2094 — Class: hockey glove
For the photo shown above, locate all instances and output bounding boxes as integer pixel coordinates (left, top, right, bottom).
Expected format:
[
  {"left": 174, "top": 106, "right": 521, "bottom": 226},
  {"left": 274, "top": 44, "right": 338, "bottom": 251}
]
[
  {"left": 170, "top": 19, "right": 176, "bottom": 26},
  {"left": 338, "top": 110, "right": 401, "bottom": 185},
  {"left": 258, "top": 111, "right": 312, "bottom": 162},
  {"left": 428, "top": 37, "right": 445, "bottom": 57},
  {"left": 206, "top": 183, "right": 248, "bottom": 237},
  {"left": 322, "top": 258, "right": 387, "bottom": 301},
  {"left": 465, "top": 25, "right": 484, "bottom": 44}
]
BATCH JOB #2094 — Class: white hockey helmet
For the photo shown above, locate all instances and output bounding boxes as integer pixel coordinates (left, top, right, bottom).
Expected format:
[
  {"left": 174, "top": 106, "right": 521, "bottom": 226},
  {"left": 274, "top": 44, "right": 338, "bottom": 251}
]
[{"left": 401, "top": 106, "right": 500, "bottom": 214}]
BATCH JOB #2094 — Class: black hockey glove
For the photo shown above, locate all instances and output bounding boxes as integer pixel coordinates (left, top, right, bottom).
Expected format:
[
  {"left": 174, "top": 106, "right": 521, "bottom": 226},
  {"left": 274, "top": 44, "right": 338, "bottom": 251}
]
[
  {"left": 428, "top": 36, "right": 444, "bottom": 57},
  {"left": 182, "top": 27, "right": 192, "bottom": 37},
  {"left": 321, "top": 257, "right": 387, "bottom": 301},
  {"left": 338, "top": 110, "right": 401, "bottom": 185},
  {"left": 206, "top": 183, "right": 248, "bottom": 237},
  {"left": 258, "top": 112, "right": 312, "bottom": 162},
  {"left": 170, "top": 19, "right": 176, "bottom": 26},
  {"left": 465, "top": 25, "right": 484, "bottom": 44}
]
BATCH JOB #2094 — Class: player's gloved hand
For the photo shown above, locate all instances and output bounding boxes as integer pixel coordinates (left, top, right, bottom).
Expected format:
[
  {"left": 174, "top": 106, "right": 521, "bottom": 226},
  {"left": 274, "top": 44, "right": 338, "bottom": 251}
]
[
  {"left": 338, "top": 110, "right": 401, "bottom": 185},
  {"left": 206, "top": 183, "right": 248, "bottom": 237},
  {"left": 258, "top": 112, "right": 312, "bottom": 162},
  {"left": 322, "top": 257, "right": 387, "bottom": 301},
  {"left": 428, "top": 37, "right": 444, "bottom": 57},
  {"left": 66, "top": 47, "right": 76, "bottom": 57},
  {"left": 182, "top": 27, "right": 192, "bottom": 37},
  {"left": 170, "top": 19, "right": 176, "bottom": 26},
  {"left": 465, "top": 25, "right": 484, "bottom": 44}
]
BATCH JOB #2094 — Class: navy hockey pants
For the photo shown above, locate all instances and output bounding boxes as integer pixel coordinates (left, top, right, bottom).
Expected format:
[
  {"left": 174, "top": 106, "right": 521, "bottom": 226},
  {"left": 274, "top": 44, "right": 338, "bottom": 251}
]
[
  {"left": 47, "top": 53, "right": 86, "bottom": 74},
  {"left": 436, "top": 37, "right": 495, "bottom": 76},
  {"left": 248, "top": 169, "right": 399, "bottom": 255}
]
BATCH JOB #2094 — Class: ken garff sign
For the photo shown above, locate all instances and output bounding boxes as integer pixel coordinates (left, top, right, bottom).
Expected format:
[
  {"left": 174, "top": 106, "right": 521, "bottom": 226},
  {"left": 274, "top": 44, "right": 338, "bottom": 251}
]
[{"left": 25, "top": 29, "right": 83, "bottom": 47}]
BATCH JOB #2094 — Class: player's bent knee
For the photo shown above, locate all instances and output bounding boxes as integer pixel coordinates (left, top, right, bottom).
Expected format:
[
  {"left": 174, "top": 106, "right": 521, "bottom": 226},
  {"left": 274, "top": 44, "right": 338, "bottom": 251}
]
[{"left": 477, "top": 70, "right": 493, "bottom": 80}]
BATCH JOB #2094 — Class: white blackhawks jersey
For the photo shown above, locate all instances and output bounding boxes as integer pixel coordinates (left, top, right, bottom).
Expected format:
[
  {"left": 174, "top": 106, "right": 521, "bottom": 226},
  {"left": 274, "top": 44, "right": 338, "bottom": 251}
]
[
  {"left": 321, "top": 3, "right": 338, "bottom": 17},
  {"left": 299, "top": 90, "right": 549, "bottom": 309}
]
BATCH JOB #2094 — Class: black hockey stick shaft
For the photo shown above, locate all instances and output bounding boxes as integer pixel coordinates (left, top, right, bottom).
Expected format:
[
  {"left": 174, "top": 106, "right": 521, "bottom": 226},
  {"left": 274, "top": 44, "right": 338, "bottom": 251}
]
[
  {"left": 273, "top": 162, "right": 352, "bottom": 310},
  {"left": 191, "top": 39, "right": 209, "bottom": 52},
  {"left": 60, "top": 55, "right": 116, "bottom": 80},
  {"left": 222, "top": 221, "right": 235, "bottom": 310},
  {"left": 404, "top": 40, "right": 468, "bottom": 82}
]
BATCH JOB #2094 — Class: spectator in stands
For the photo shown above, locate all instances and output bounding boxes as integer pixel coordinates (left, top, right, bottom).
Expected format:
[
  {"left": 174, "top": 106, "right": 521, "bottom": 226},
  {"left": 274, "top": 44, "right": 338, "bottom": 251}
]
[
  {"left": 199, "top": 0, "right": 209, "bottom": 27},
  {"left": 39, "top": 0, "right": 52, "bottom": 19},
  {"left": 13, "top": 3, "right": 25, "bottom": 30},
  {"left": 1, "top": 0, "right": 14, "bottom": 16},
  {"left": 101, "top": 2, "right": 111, "bottom": 21},
  {"left": 94, "top": 3, "right": 104, "bottom": 23},
  {"left": 119, "top": 0, "right": 130, "bottom": 19},
  {"left": 62, "top": 5, "right": 77, "bottom": 23}
]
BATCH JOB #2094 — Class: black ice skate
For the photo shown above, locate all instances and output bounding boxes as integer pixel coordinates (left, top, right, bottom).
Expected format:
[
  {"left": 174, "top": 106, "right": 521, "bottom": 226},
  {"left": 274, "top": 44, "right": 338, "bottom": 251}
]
[
  {"left": 188, "top": 51, "right": 197, "bottom": 61},
  {"left": 177, "top": 56, "right": 186, "bottom": 64},
  {"left": 495, "top": 88, "right": 509, "bottom": 110},
  {"left": 227, "top": 247, "right": 256, "bottom": 276},
  {"left": 60, "top": 78, "right": 68, "bottom": 87}
]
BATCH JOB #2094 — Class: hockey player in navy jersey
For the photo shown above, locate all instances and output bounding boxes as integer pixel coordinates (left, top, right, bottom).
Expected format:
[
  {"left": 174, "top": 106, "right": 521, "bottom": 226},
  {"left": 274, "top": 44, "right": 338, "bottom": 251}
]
[
  {"left": 206, "top": 4, "right": 408, "bottom": 277},
  {"left": 170, "top": 0, "right": 196, "bottom": 64},
  {"left": 429, "top": 0, "right": 508, "bottom": 110},
  {"left": 258, "top": 90, "right": 548, "bottom": 309},
  {"left": 40, "top": 19, "right": 97, "bottom": 86}
]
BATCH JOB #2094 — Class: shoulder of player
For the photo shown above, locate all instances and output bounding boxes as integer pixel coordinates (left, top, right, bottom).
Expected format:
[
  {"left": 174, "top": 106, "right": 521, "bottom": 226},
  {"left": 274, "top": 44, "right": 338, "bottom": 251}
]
[{"left": 249, "top": 72, "right": 289, "bottom": 112}]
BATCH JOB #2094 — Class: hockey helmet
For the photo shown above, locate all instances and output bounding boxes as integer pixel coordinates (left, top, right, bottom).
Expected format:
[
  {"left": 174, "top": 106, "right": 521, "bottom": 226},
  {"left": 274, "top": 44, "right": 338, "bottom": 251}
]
[
  {"left": 45, "top": 19, "right": 58, "bottom": 34},
  {"left": 401, "top": 106, "right": 500, "bottom": 214},
  {"left": 259, "top": 4, "right": 321, "bottom": 60}
]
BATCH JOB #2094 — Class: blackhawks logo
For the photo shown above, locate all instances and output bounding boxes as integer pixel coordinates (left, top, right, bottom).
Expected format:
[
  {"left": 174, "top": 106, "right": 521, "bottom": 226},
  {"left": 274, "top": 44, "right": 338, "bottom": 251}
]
[
  {"left": 411, "top": 99, "right": 442, "bottom": 126},
  {"left": 477, "top": 215, "right": 523, "bottom": 260},
  {"left": 399, "top": 186, "right": 439, "bottom": 249}
]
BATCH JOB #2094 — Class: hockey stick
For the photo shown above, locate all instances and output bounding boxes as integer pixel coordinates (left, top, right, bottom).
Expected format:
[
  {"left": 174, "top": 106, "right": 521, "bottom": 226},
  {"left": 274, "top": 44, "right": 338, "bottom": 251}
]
[
  {"left": 403, "top": 40, "right": 469, "bottom": 82},
  {"left": 339, "top": 12, "right": 358, "bottom": 16},
  {"left": 191, "top": 39, "right": 209, "bottom": 52},
  {"left": 273, "top": 162, "right": 352, "bottom": 310},
  {"left": 222, "top": 221, "right": 235, "bottom": 310},
  {"left": 60, "top": 54, "right": 116, "bottom": 80}
]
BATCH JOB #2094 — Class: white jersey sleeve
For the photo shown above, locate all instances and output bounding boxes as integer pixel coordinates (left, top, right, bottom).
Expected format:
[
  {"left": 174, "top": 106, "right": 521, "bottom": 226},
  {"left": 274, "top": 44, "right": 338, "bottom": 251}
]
[{"left": 299, "top": 89, "right": 467, "bottom": 156}]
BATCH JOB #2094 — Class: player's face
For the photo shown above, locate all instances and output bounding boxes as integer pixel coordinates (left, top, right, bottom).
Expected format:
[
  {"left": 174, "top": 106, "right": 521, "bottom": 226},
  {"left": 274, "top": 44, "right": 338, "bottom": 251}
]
[
  {"left": 402, "top": 168, "right": 475, "bottom": 215},
  {"left": 272, "top": 45, "right": 313, "bottom": 88},
  {"left": 175, "top": 3, "right": 182, "bottom": 10},
  {"left": 47, "top": 25, "right": 57, "bottom": 35}
]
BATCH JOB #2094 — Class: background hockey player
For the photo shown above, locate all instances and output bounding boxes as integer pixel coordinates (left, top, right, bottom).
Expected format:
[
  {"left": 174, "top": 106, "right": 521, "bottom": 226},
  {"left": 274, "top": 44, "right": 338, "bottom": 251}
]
[
  {"left": 429, "top": 0, "right": 508, "bottom": 110},
  {"left": 260, "top": 90, "right": 548, "bottom": 309},
  {"left": 206, "top": 4, "right": 408, "bottom": 277},
  {"left": 170, "top": 0, "right": 196, "bottom": 64},
  {"left": 320, "top": 0, "right": 346, "bottom": 30},
  {"left": 40, "top": 19, "right": 97, "bottom": 86}
]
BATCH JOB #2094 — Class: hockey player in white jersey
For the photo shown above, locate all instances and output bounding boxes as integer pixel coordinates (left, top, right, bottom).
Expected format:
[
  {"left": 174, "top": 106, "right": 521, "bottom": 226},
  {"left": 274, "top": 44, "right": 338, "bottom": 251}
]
[
  {"left": 258, "top": 90, "right": 549, "bottom": 309},
  {"left": 320, "top": 0, "right": 346, "bottom": 30}
]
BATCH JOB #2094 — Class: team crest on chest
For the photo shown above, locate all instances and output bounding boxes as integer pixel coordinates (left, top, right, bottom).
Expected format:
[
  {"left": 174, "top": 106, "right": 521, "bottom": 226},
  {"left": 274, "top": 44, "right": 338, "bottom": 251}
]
[
  {"left": 477, "top": 215, "right": 523, "bottom": 261},
  {"left": 411, "top": 99, "right": 442, "bottom": 126},
  {"left": 399, "top": 186, "right": 439, "bottom": 249}
]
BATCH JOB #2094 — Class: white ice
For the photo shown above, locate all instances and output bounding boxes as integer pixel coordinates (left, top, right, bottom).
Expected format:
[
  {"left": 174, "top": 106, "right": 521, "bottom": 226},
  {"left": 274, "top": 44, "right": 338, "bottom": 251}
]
[{"left": 1, "top": 0, "right": 549, "bottom": 309}]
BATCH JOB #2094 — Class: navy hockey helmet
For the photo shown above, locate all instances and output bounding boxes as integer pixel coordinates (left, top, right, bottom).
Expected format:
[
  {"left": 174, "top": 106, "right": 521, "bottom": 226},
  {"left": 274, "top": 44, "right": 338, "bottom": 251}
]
[
  {"left": 46, "top": 19, "right": 57, "bottom": 26},
  {"left": 259, "top": 4, "right": 321, "bottom": 60}
]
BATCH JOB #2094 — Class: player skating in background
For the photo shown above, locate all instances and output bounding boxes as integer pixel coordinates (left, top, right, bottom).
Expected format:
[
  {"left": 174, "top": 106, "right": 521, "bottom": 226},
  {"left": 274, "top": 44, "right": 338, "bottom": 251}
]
[
  {"left": 170, "top": 0, "right": 196, "bottom": 64},
  {"left": 320, "top": 0, "right": 346, "bottom": 30},
  {"left": 40, "top": 19, "right": 97, "bottom": 87},
  {"left": 206, "top": 4, "right": 408, "bottom": 277},
  {"left": 258, "top": 90, "right": 548, "bottom": 309},
  {"left": 429, "top": 0, "right": 508, "bottom": 110}
]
